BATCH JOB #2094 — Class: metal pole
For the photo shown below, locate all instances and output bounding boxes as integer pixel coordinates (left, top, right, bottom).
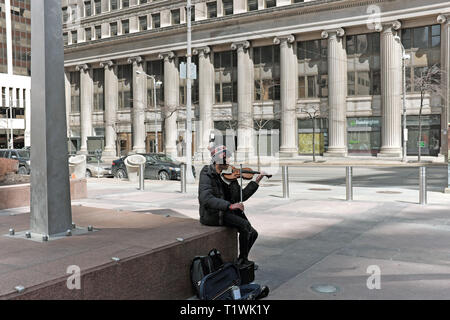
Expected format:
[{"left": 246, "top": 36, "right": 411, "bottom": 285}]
[
  {"left": 402, "top": 46, "right": 408, "bottom": 163},
  {"left": 181, "top": 163, "right": 187, "bottom": 193},
  {"left": 282, "top": 166, "right": 289, "bottom": 199},
  {"left": 419, "top": 166, "right": 427, "bottom": 205},
  {"left": 9, "top": 96, "right": 13, "bottom": 149},
  {"left": 153, "top": 77, "right": 158, "bottom": 153},
  {"left": 185, "top": 0, "right": 195, "bottom": 183},
  {"left": 346, "top": 166, "right": 353, "bottom": 201},
  {"left": 139, "top": 163, "right": 145, "bottom": 191}
]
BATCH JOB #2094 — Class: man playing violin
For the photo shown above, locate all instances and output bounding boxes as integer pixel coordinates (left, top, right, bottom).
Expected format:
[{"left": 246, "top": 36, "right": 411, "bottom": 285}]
[{"left": 198, "top": 145, "right": 267, "bottom": 267}]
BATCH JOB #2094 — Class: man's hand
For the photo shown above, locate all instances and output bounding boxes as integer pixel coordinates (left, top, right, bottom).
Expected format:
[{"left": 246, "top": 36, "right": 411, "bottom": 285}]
[
  {"left": 256, "top": 171, "right": 268, "bottom": 184},
  {"left": 229, "top": 203, "right": 244, "bottom": 212}
]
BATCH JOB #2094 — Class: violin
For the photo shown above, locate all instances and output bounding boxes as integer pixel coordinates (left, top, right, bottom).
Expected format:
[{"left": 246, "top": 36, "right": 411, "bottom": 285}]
[{"left": 222, "top": 166, "right": 272, "bottom": 181}]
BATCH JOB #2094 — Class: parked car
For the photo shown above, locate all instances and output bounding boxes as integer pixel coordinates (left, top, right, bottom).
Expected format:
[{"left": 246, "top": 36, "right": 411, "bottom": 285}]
[
  {"left": 0, "top": 149, "right": 31, "bottom": 175},
  {"left": 112, "top": 153, "right": 196, "bottom": 180},
  {"left": 85, "top": 156, "right": 113, "bottom": 178}
]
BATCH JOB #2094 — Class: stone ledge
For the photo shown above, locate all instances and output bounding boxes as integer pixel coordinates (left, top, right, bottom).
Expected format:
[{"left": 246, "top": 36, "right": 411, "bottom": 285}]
[{"left": 0, "top": 206, "right": 237, "bottom": 300}]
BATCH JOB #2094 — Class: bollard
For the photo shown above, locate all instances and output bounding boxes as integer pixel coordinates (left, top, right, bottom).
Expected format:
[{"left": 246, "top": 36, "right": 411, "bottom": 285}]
[
  {"left": 181, "top": 163, "right": 187, "bottom": 193},
  {"left": 139, "top": 163, "right": 145, "bottom": 191},
  {"left": 282, "top": 166, "right": 289, "bottom": 199},
  {"left": 419, "top": 166, "right": 427, "bottom": 205},
  {"left": 346, "top": 166, "right": 353, "bottom": 201}
]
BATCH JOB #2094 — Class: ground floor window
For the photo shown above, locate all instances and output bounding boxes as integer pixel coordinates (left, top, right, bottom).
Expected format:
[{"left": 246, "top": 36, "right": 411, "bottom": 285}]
[
  {"left": 406, "top": 115, "right": 440, "bottom": 156},
  {"left": 117, "top": 132, "right": 132, "bottom": 156},
  {"left": 347, "top": 117, "right": 381, "bottom": 156},
  {"left": 146, "top": 132, "right": 164, "bottom": 153},
  {"left": 254, "top": 120, "right": 280, "bottom": 157},
  {"left": 68, "top": 137, "right": 80, "bottom": 154},
  {"left": 214, "top": 121, "right": 237, "bottom": 153},
  {"left": 298, "top": 118, "right": 328, "bottom": 155}
]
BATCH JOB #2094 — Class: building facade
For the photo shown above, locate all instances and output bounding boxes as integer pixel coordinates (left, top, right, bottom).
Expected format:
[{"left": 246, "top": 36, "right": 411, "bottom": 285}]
[
  {"left": 0, "top": 0, "right": 31, "bottom": 149},
  {"left": 62, "top": 0, "right": 450, "bottom": 161}
]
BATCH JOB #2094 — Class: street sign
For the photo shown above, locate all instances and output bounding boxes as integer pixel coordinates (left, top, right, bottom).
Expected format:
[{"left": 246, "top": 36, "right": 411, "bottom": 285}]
[{"left": 180, "top": 62, "right": 197, "bottom": 79}]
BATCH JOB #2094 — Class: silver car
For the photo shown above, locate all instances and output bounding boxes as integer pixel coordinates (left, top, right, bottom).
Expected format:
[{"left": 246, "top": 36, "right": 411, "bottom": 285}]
[{"left": 85, "top": 156, "right": 113, "bottom": 178}]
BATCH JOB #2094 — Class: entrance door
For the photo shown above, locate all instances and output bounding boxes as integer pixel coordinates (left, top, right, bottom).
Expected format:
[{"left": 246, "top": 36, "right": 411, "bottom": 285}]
[
  {"left": 146, "top": 132, "right": 164, "bottom": 153},
  {"left": 117, "top": 133, "right": 132, "bottom": 156}
]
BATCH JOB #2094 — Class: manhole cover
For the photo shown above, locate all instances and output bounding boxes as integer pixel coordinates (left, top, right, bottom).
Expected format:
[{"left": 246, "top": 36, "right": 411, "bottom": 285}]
[
  {"left": 376, "top": 191, "right": 402, "bottom": 194},
  {"left": 311, "top": 284, "right": 339, "bottom": 294},
  {"left": 309, "top": 188, "right": 332, "bottom": 191}
]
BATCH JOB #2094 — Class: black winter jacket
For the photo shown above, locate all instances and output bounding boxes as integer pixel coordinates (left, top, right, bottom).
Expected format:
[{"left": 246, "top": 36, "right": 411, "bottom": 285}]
[{"left": 198, "top": 164, "right": 259, "bottom": 226}]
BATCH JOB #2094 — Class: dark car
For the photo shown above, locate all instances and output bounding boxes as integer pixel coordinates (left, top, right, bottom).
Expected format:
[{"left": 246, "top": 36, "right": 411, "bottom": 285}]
[
  {"left": 0, "top": 149, "right": 31, "bottom": 175},
  {"left": 112, "top": 153, "right": 196, "bottom": 180}
]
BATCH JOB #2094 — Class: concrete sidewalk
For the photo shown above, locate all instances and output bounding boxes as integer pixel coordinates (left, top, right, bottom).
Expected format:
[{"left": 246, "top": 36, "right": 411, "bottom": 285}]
[
  {"left": 66, "top": 177, "right": 450, "bottom": 299},
  {"left": 4, "top": 177, "right": 449, "bottom": 299}
]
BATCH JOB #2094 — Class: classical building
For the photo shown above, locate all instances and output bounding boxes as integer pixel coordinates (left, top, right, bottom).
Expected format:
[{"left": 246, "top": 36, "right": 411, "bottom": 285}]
[
  {"left": 62, "top": 0, "right": 450, "bottom": 161},
  {"left": 0, "top": 0, "right": 31, "bottom": 149}
]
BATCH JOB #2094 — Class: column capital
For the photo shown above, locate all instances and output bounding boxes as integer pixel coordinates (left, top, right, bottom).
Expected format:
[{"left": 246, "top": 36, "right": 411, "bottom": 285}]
[
  {"left": 437, "top": 14, "right": 450, "bottom": 24},
  {"left": 100, "top": 60, "right": 115, "bottom": 69},
  {"left": 158, "top": 51, "right": 175, "bottom": 62},
  {"left": 321, "top": 28, "right": 345, "bottom": 39},
  {"left": 193, "top": 46, "right": 211, "bottom": 57},
  {"left": 273, "top": 35, "right": 295, "bottom": 45},
  {"left": 379, "top": 20, "right": 402, "bottom": 33},
  {"left": 127, "top": 56, "right": 143, "bottom": 65},
  {"left": 231, "top": 40, "right": 250, "bottom": 52},
  {"left": 75, "top": 63, "right": 90, "bottom": 72}
]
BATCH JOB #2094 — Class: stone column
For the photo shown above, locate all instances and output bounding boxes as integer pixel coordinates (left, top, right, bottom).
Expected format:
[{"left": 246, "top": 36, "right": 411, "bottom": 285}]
[
  {"left": 322, "top": 28, "right": 348, "bottom": 157},
  {"left": 274, "top": 35, "right": 298, "bottom": 157},
  {"left": 193, "top": 46, "right": 214, "bottom": 161},
  {"left": 76, "top": 63, "right": 93, "bottom": 155},
  {"left": 64, "top": 70, "right": 71, "bottom": 139},
  {"left": 100, "top": 60, "right": 118, "bottom": 158},
  {"left": 231, "top": 40, "right": 254, "bottom": 161},
  {"left": 128, "top": 56, "right": 147, "bottom": 154},
  {"left": 378, "top": 21, "right": 403, "bottom": 158},
  {"left": 438, "top": 14, "right": 450, "bottom": 160},
  {"left": 159, "top": 51, "right": 179, "bottom": 158}
]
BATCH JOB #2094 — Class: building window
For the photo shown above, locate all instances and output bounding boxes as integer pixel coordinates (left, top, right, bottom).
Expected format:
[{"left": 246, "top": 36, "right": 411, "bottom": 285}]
[
  {"left": 140, "top": 0, "right": 148, "bottom": 4},
  {"left": 402, "top": 25, "right": 441, "bottom": 93},
  {"left": 346, "top": 33, "right": 381, "bottom": 96},
  {"left": 191, "top": 6, "right": 195, "bottom": 21},
  {"left": 297, "top": 39, "right": 328, "bottom": 98},
  {"left": 248, "top": 0, "right": 258, "bottom": 11},
  {"left": 122, "top": 19, "right": 130, "bottom": 34},
  {"left": 265, "top": 0, "right": 276, "bottom": 8},
  {"left": 71, "top": 30, "right": 78, "bottom": 44},
  {"left": 347, "top": 117, "right": 381, "bottom": 155},
  {"left": 10, "top": 0, "right": 31, "bottom": 76},
  {"left": 146, "top": 60, "right": 164, "bottom": 107},
  {"left": 122, "top": 0, "right": 129, "bottom": 8},
  {"left": 94, "top": 0, "right": 101, "bottom": 14},
  {"left": 179, "top": 56, "right": 199, "bottom": 105},
  {"left": 151, "top": 13, "right": 160, "bottom": 29},
  {"left": 406, "top": 115, "right": 441, "bottom": 156},
  {"left": 223, "top": 0, "right": 233, "bottom": 15},
  {"left": 254, "top": 120, "right": 280, "bottom": 156},
  {"left": 110, "top": 22, "right": 118, "bottom": 36},
  {"left": 63, "top": 32, "right": 69, "bottom": 46},
  {"left": 111, "top": 0, "right": 118, "bottom": 10},
  {"left": 207, "top": 2, "right": 217, "bottom": 18},
  {"left": 84, "top": 1, "right": 92, "bottom": 17},
  {"left": 118, "top": 64, "right": 133, "bottom": 109},
  {"left": 62, "top": 7, "right": 69, "bottom": 23},
  {"left": 139, "top": 16, "right": 148, "bottom": 31},
  {"left": 85, "top": 27, "right": 92, "bottom": 41},
  {"left": 95, "top": 26, "right": 102, "bottom": 39},
  {"left": 254, "top": 45, "right": 280, "bottom": 101},
  {"left": 171, "top": 9, "right": 180, "bottom": 25},
  {"left": 298, "top": 118, "right": 328, "bottom": 155},
  {"left": 70, "top": 72, "right": 80, "bottom": 113},
  {"left": 293, "top": 0, "right": 304, "bottom": 3},
  {"left": 214, "top": 51, "right": 237, "bottom": 103},
  {"left": 93, "top": 69, "right": 105, "bottom": 111}
]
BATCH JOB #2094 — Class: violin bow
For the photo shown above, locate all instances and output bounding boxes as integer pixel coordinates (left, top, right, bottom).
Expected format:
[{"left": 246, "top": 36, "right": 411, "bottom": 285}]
[{"left": 240, "top": 164, "right": 243, "bottom": 204}]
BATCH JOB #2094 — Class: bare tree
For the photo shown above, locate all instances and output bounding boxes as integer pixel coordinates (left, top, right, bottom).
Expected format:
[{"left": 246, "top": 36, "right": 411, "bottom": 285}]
[
  {"left": 299, "top": 104, "right": 328, "bottom": 162},
  {"left": 412, "top": 64, "right": 444, "bottom": 162}
]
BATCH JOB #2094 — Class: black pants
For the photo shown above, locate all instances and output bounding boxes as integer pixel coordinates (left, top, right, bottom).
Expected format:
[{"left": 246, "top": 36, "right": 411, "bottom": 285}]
[{"left": 223, "top": 210, "right": 258, "bottom": 260}]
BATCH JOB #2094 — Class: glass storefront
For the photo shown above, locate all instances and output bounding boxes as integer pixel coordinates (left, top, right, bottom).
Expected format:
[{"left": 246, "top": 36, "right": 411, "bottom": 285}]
[
  {"left": 406, "top": 115, "right": 441, "bottom": 156},
  {"left": 298, "top": 118, "right": 328, "bottom": 155},
  {"left": 347, "top": 117, "right": 381, "bottom": 156}
]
